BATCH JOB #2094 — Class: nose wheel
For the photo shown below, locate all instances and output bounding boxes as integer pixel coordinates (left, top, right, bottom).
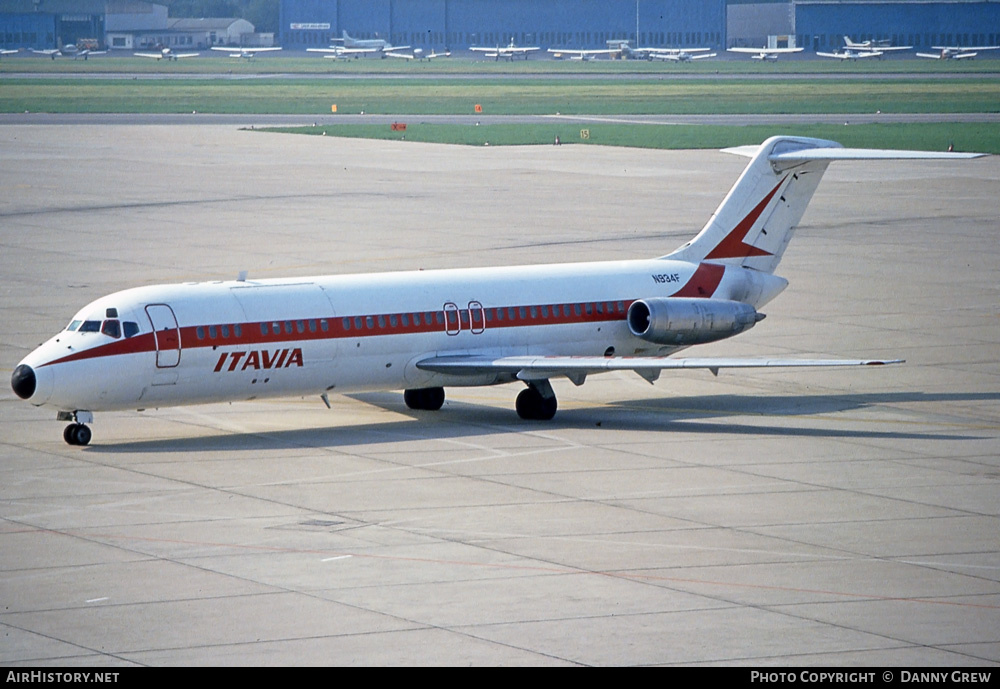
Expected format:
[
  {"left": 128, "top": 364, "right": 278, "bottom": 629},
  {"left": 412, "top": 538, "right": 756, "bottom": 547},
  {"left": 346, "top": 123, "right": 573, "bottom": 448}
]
[
  {"left": 63, "top": 423, "right": 92, "bottom": 446},
  {"left": 57, "top": 411, "right": 94, "bottom": 446}
]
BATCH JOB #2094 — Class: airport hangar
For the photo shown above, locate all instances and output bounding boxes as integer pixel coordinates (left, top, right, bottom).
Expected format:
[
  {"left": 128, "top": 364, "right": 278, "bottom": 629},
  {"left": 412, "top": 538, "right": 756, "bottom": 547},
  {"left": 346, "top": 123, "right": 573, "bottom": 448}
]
[
  {"left": 276, "top": 0, "right": 1000, "bottom": 52},
  {"left": 2, "top": 0, "right": 998, "bottom": 53}
]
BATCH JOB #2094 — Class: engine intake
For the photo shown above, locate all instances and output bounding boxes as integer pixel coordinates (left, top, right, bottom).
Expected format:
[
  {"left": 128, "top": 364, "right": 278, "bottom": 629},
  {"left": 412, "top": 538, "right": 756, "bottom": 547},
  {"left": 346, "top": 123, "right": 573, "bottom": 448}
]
[{"left": 627, "top": 298, "right": 761, "bottom": 346}]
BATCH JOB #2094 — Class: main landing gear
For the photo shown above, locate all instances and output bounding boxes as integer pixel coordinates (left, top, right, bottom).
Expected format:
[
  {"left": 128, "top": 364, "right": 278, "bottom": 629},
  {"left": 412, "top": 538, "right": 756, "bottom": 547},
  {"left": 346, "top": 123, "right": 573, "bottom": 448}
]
[
  {"left": 515, "top": 380, "right": 558, "bottom": 421},
  {"left": 404, "top": 387, "right": 446, "bottom": 411},
  {"left": 58, "top": 411, "right": 93, "bottom": 446},
  {"left": 404, "top": 381, "right": 559, "bottom": 420}
]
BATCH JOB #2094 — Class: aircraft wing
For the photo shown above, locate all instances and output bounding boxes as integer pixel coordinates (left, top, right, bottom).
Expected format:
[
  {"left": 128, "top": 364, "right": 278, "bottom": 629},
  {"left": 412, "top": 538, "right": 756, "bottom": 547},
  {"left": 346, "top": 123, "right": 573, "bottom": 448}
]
[
  {"left": 307, "top": 47, "right": 377, "bottom": 56},
  {"left": 654, "top": 51, "right": 717, "bottom": 61},
  {"left": 134, "top": 52, "right": 163, "bottom": 59},
  {"left": 817, "top": 50, "right": 882, "bottom": 59},
  {"left": 416, "top": 354, "right": 903, "bottom": 385},
  {"left": 547, "top": 48, "right": 618, "bottom": 59},
  {"left": 729, "top": 47, "right": 802, "bottom": 54}
]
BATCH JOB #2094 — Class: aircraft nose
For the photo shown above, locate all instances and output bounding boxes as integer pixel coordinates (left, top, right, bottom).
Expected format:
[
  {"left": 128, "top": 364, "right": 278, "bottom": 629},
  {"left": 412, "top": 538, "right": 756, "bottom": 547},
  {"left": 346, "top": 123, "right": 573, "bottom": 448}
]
[{"left": 11, "top": 364, "right": 36, "bottom": 400}]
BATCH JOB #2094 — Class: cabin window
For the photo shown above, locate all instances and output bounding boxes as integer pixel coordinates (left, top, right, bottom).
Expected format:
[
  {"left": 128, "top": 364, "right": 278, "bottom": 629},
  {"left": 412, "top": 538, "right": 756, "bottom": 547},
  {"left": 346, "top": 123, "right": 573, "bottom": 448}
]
[
  {"left": 196, "top": 326, "right": 205, "bottom": 340},
  {"left": 377, "top": 315, "right": 386, "bottom": 328},
  {"left": 354, "top": 316, "right": 363, "bottom": 330},
  {"left": 540, "top": 305, "right": 549, "bottom": 318},
  {"left": 234, "top": 324, "right": 242, "bottom": 338},
  {"left": 342, "top": 318, "right": 351, "bottom": 331},
  {"left": 260, "top": 323, "right": 269, "bottom": 336},
  {"left": 390, "top": 314, "right": 398, "bottom": 328},
  {"left": 519, "top": 307, "right": 527, "bottom": 320},
  {"left": 284, "top": 321, "right": 293, "bottom": 335},
  {"left": 574, "top": 304, "right": 582, "bottom": 317},
  {"left": 320, "top": 319, "right": 328, "bottom": 332},
  {"left": 309, "top": 320, "right": 317, "bottom": 333},
  {"left": 401, "top": 313, "right": 409, "bottom": 327},
  {"left": 413, "top": 313, "right": 422, "bottom": 326},
  {"left": 296, "top": 320, "right": 305, "bottom": 334},
  {"left": 366, "top": 316, "right": 374, "bottom": 329},
  {"left": 435, "top": 312, "right": 444, "bottom": 325},
  {"left": 209, "top": 325, "right": 217, "bottom": 339},
  {"left": 529, "top": 306, "right": 538, "bottom": 319},
  {"left": 221, "top": 325, "right": 230, "bottom": 338}
]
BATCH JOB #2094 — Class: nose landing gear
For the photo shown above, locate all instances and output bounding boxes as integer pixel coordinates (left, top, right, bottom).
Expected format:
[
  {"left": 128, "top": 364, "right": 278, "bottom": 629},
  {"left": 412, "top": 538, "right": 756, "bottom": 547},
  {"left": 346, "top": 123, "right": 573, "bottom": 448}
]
[{"left": 57, "top": 411, "right": 93, "bottom": 446}]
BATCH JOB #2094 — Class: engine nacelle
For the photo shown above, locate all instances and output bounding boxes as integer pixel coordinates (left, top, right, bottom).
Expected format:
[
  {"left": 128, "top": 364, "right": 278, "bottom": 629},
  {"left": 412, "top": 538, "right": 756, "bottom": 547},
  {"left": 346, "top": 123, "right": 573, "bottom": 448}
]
[{"left": 627, "top": 298, "right": 761, "bottom": 346}]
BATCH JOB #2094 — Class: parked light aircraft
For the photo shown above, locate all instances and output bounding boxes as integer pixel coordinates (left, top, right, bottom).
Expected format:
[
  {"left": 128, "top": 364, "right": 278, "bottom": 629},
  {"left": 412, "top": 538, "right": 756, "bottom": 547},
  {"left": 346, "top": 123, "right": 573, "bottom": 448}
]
[
  {"left": 210, "top": 46, "right": 282, "bottom": 59},
  {"left": 11, "top": 136, "right": 983, "bottom": 445},
  {"left": 622, "top": 46, "right": 716, "bottom": 61},
  {"left": 916, "top": 45, "right": 1000, "bottom": 60},
  {"left": 340, "top": 30, "right": 409, "bottom": 53},
  {"left": 843, "top": 36, "right": 911, "bottom": 52},
  {"left": 32, "top": 45, "right": 106, "bottom": 60},
  {"left": 727, "top": 46, "right": 803, "bottom": 61},
  {"left": 816, "top": 48, "right": 884, "bottom": 61},
  {"left": 471, "top": 40, "right": 540, "bottom": 61},
  {"left": 134, "top": 47, "right": 199, "bottom": 60},
  {"left": 0, "top": 48, "right": 18, "bottom": 58}
]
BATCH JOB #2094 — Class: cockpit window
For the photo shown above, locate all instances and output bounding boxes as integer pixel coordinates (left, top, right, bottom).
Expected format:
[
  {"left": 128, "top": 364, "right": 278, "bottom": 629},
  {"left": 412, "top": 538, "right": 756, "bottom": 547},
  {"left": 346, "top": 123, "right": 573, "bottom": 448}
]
[
  {"left": 123, "top": 321, "right": 139, "bottom": 339},
  {"left": 67, "top": 320, "right": 82, "bottom": 332},
  {"left": 101, "top": 320, "right": 121, "bottom": 339},
  {"left": 79, "top": 321, "right": 101, "bottom": 333}
]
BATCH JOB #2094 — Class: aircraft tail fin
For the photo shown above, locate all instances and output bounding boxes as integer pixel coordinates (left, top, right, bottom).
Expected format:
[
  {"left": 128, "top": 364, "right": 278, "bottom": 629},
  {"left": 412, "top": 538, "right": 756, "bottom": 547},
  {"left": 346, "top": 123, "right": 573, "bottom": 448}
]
[{"left": 664, "top": 136, "right": 983, "bottom": 274}]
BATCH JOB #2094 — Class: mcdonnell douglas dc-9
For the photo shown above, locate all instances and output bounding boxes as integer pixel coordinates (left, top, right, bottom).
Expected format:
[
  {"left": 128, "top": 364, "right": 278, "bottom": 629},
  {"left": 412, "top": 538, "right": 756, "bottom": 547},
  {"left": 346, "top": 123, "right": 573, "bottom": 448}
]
[{"left": 11, "top": 137, "right": 983, "bottom": 445}]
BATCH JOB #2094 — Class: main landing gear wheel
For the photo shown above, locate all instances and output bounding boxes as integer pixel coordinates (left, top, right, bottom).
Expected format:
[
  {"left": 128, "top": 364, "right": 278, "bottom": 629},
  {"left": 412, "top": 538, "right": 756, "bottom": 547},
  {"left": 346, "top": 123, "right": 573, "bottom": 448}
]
[
  {"left": 516, "top": 385, "right": 558, "bottom": 421},
  {"left": 404, "top": 387, "right": 445, "bottom": 411},
  {"left": 63, "top": 423, "right": 92, "bottom": 446}
]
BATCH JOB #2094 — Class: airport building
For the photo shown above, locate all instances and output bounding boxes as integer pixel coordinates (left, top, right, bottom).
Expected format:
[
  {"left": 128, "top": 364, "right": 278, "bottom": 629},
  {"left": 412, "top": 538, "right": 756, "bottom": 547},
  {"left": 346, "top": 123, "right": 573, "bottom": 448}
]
[
  {"left": 276, "top": 0, "right": 1000, "bottom": 51},
  {"left": 0, "top": 1, "right": 265, "bottom": 51}
]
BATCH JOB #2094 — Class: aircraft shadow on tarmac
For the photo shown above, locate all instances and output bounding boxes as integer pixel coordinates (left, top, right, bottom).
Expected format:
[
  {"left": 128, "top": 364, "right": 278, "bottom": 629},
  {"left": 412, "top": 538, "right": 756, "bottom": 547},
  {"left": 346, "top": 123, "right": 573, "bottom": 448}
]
[{"left": 89, "top": 390, "right": 996, "bottom": 453}]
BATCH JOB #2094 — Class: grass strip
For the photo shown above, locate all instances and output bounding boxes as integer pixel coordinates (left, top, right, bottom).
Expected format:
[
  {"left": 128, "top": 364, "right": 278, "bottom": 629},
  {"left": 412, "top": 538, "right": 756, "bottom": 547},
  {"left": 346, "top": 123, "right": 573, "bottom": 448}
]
[{"left": 259, "top": 122, "right": 1000, "bottom": 154}]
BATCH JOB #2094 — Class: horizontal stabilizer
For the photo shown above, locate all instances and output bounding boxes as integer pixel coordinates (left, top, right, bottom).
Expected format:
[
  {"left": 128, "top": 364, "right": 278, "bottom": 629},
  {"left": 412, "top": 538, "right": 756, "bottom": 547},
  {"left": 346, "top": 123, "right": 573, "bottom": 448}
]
[{"left": 722, "top": 143, "right": 984, "bottom": 162}]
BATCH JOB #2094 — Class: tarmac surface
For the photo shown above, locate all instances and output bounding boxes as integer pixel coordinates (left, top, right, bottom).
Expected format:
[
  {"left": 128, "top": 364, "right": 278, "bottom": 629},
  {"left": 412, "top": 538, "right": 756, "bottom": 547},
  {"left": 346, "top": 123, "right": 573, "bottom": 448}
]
[{"left": 1, "top": 125, "right": 998, "bottom": 666}]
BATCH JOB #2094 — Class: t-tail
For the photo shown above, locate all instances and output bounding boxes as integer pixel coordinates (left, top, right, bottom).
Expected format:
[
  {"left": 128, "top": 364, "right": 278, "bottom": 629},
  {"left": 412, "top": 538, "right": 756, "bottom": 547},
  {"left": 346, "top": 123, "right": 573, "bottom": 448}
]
[{"left": 665, "top": 136, "right": 983, "bottom": 275}]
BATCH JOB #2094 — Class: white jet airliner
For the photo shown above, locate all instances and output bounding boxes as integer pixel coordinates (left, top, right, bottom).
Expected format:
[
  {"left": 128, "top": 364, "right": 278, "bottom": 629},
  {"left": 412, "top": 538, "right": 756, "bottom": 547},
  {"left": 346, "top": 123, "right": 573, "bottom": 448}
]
[{"left": 11, "top": 136, "right": 983, "bottom": 445}]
